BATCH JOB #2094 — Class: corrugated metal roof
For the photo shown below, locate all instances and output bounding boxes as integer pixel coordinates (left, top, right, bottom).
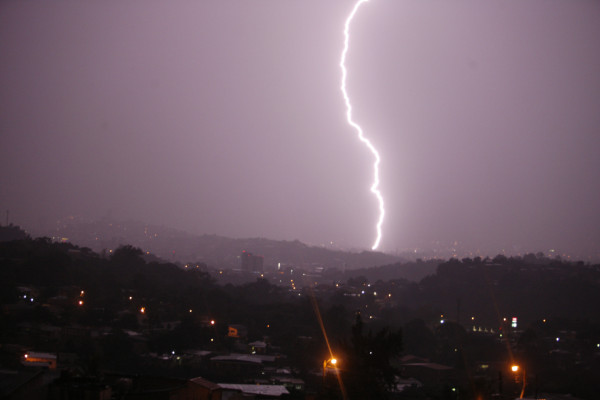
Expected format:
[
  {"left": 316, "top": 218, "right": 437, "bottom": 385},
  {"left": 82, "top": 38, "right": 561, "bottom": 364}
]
[{"left": 219, "top": 383, "right": 289, "bottom": 397}]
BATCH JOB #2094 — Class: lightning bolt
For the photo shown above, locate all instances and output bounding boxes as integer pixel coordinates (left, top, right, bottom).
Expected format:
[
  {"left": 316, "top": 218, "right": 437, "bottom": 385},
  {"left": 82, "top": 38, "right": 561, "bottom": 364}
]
[{"left": 340, "top": 0, "right": 385, "bottom": 251}]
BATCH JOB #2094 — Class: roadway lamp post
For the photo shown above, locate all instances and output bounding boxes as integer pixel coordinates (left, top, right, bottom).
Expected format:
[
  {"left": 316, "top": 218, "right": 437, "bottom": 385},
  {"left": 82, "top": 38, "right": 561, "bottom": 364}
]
[
  {"left": 323, "top": 357, "right": 338, "bottom": 380},
  {"left": 321, "top": 357, "right": 343, "bottom": 399},
  {"left": 511, "top": 364, "right": 526, "bottom": 399}
]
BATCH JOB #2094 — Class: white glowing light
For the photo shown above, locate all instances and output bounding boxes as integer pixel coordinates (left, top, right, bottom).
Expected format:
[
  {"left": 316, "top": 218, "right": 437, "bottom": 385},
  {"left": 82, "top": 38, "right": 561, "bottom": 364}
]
[{"left": 340, "top": 0, "right": 385, "bottom": 250}]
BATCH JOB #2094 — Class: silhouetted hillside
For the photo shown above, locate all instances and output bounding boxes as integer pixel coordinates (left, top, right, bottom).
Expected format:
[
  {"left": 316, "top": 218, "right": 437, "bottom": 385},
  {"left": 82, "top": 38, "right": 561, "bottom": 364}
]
[
  {"left": 416, "top": 256, "right": 600, "bottom": 326},
  {"left": 339, "top": 259, "right": 440, "bottom": 283},
  {"left": 30, "top": 218, "right": 402, "bottom": 270}
]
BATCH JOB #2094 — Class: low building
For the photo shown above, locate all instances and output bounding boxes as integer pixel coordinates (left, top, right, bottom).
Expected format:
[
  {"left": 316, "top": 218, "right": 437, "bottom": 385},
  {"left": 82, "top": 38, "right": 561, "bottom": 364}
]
[
  {"left": 188, "top": 377, "right": 222, "bottom": 400},
  {"left": 400, "top": 362, "right": 457, "bottom": 394},
  {"left": 249, "top": 341, "right": 267, "bottom": 354},
  {"left": 22, "top": 352, "right": 57, "bottom": 370},
  {"left": 210, "top": 355, "right": 263, "bottom": 380},
  {"left": 219, "top": 383, "right": 288, "bottom": 399},
  {"left": 271, "top": 377, "right": 305, "bottom": 393},
  {"left": 105, "top": 374, "right": 221, "bottom": 400}
]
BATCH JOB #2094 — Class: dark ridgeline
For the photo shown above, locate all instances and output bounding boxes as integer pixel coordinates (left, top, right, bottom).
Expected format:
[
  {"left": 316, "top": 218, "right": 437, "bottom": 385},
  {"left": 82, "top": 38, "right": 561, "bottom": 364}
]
[{"left": 31, "top": 218, "right": 403, "bottom": 271}]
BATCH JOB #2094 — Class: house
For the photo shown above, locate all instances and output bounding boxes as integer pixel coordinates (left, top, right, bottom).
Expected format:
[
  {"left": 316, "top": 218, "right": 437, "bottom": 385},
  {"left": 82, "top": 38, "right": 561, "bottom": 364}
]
[
  {"left": 271, "top": 377, "right": 305, "bottom": 393},
  {"left": 249, "top": 341, "right": 267, "bottom": 354},
  {"left": 188, "top": 377, "right": 222, "bottom": 400},
  {"left": 219, "top": 383, "right": 288, "bottom": 399},
  {"left": 22, "top": 352, "right": 57, "bottom": 370},
  {"left": 400, "top": 362, "right": 457, "bottom": 393},
  {"left": 104, "top": 374, "right": 221, "bottom": 400},
  {"left": 210, "top": 355, "right": 263, "bottom": 380}
]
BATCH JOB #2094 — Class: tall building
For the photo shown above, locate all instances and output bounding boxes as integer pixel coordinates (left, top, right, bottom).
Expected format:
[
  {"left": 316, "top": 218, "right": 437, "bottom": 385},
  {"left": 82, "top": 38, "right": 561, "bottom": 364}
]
[{"left": 241, "top": 250, "right": 264, "bottom": 273}]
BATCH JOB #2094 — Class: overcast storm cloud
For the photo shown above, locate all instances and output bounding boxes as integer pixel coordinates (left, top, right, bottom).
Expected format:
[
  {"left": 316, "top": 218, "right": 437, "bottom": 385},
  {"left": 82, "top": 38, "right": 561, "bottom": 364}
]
[{"left": 1, "top": 0, "right": 599, "bottom": 259}]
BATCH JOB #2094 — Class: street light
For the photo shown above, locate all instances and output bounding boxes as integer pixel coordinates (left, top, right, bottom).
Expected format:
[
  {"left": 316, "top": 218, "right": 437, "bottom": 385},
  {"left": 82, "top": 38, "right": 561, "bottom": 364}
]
[
  {"left": 510, "top": 364, "right": 526, "bottom": 399},
  {"left": 323, "top": 358, "right": 339, "bottom": 379}
]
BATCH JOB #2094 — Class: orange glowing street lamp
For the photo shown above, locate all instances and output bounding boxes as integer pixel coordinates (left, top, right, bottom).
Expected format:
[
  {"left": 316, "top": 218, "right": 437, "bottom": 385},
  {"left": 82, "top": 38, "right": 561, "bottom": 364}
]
[
  {"left": 510, "top": 364, "right": 526, "bottom": 399},
  {"left": 323, "top": 357, "right": 339, "bottom": 379}
]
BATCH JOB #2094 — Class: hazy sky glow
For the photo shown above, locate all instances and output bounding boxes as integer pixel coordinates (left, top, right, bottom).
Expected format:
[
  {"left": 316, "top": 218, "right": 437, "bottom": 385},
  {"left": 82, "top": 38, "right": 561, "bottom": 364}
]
[{"left": 1, "top": 0, "right": 599, "bottom": 258}]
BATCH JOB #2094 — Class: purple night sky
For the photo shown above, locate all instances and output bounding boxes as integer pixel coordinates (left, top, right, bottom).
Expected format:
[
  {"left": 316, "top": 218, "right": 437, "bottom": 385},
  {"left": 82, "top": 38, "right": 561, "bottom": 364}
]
[{"left": 1, "top": 0, "right": 599, "bottom": 258}]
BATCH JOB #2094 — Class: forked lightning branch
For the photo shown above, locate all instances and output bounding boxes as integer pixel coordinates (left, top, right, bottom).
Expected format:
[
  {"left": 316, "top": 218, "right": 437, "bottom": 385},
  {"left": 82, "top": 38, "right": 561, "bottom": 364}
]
[{"left": 340, "top": 0, "right": 385, "bottom": 251}]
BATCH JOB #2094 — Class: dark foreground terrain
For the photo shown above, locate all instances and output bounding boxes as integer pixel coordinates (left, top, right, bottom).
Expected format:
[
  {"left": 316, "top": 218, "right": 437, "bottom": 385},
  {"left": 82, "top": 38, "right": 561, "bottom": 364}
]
[{"left": 1, "top": 229, "right": 599, "bottom": 399}]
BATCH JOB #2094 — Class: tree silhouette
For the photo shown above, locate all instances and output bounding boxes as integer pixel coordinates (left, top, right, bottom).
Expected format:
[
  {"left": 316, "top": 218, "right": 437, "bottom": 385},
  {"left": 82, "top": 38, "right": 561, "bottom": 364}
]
[
  {"left": 341, "top": 313, "right": 403, "bottom": 399},
  {"left": 110, "top": 245, "right": 145, "bottom": 267}
]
